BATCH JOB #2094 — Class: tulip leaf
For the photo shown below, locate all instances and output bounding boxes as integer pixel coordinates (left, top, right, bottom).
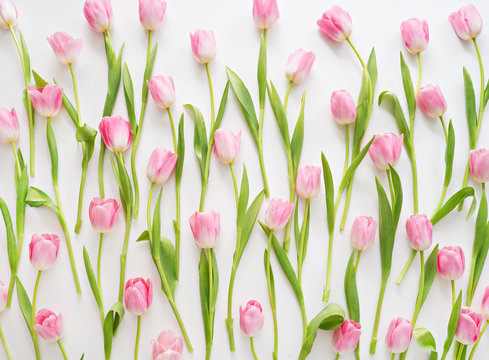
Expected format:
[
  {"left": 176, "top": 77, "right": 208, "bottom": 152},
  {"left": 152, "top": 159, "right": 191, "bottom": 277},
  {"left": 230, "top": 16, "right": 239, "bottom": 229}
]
[
  {"left": 237, "top": 164, "right": 250, "bottom": 228},
  {"left": 441, "top": 291, "right": 462, "bottom": 360},
  {"left": 25, "top": 186, "right": 58, "bottom": 212},
  {"left": 321, "top": 152, "right": 335, "bottom": 236},
  {"left": 136, "top": 230, "right": 149, "bottom": 242},
  {"left": 103, "top": 43, "right": 124, "bottom": 117},
  {"left": 299, "top": 201, "right": 311, "bottom": 266},
  {"left": 430, "top": 187, "right": 475, "bottom": 225},
  {"left": 63, "top": 93, "right": 80, "bottom": 128},
  {"left": 291, "top": 92, "right": 306, "bottom": 177},
  {"left": 471, "top": 221, "right": 489, "bottom": 301},
  {"left": 184, "top": 104, "right": 207, "bottom": 182},
  {"left": 175, "top": 114, "right": 185, "bottom": 186},
  {"left": 420, "top": 245, "right": 439, "bottom": 308},
  {"left": 76, "top": 124, "right": 98, "bottom": 143},
  {"left": 15, "top": 277, "right": 33, "bottom": 330},
  {"left": 344, "top": 251, "right": 360, "bottom": 322},
  {"left": 237, "top": 191, "right": 264, "bottom": 264},
  {"left": 32, "top": 70, "right": 48, "bottom": 88},
  {"left": 472, "top": 191, "right": 488, "bottom": 258},
  {"left": 210, "top": 81, "right": 230, "bottom": 137},
  {"left": 463, "top": 67, "right": 477, "bottom": 149},
  {"left": 122, "top": 64, "right": 137, "bottom": 135},
  {"left": 226, "top": 67, "right": 259, "bottom": 144},
  {"left": 483, "top": 79, "right": 489, "bottom": 112},
  {"left": 400, "top": 52, "right": 415, "bottom": 122},
  {"left": 141, "top": 43, "right": 158, "bottom": 105},
  {"left": 82, "top": 246, "right": 103, "bottom": 312},
  {"left": 198, "top": 250, "right": 211, "bottom": 345},
  {"left": 151, "top": 190, "right": 162, "bottom": 255},
  {"left": 294, "top": 200, "right": 300, "bottom": 252},
  {"left": 158, "top": 237, "right": 178, "bottom": 297},
  {"left": 264, "top": 249, "right": 276, "bottom": 309},
  {"left": 389, "top": 165, "right": 403, "bottom": 229},
  {"left": 299, "top": 303, "right": 345, "bottom": 360},
  {"left": 115, "top": 153, "right": 133, "bottom": 219},
  {"left": 103, "top": 301, "right": 125, "bottom": 359},
  {"left": 443, "top": 121, "right": 455, "bottom": 188},
  {"left": 18, "top": 30, "right": 31, "bottom": 83},
  {"left": 352, "top": 68, "right": 373, "bottom": 155},
  {"left": 267, "top": 81, "right": 290, "bottom": 148},
  {"left": 257, "top": 34, "right": 267, "bottom": 110},
  {"left": 16, "top": 158, "right": 28, "bottom": 244},
  {"left": 414, "top": 328, "right": 437, "bottom": 356},
  {"left": 376, "top": 178, "right": 395, "bottom": 282},
  {"left": 467, "top": 195, "right": 478, "bottom": 220},
  {"left": 46, "top": 119, "right": 59, "bottom": 184},
  {"left": 0, "top": 197, "right": 17, "bottom": 272}
]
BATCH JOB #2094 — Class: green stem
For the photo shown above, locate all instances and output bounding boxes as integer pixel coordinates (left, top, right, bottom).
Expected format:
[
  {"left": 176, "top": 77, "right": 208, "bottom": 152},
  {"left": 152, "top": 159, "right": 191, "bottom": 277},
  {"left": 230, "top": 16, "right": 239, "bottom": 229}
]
[
  {"left": 282, "top": 149, "right": 295, "bottom": 253},
  {"left": 410, "top": 150, "right": 419, "bottom": 214},
  {"left": 466, "top": 255, "right": 477, "bottom": 306},
  {"left": 354, "top": 250, "right": 362, "bottom": 273},
  {"left": 258, "top": 108, "right": 270, "bottom": 198},
  {"left": 31, "top": 271, "right": 42, "bottom": 327},
  {"left": 205, "top": 63, "right": 215, "bottom": 128},
  {"left": 229, "top": 163, "right": 239, "bottom": 208},
  {"left": 297, "top": 200, "right": 310, "bottom": 286},
  {"left": 412, "top": 251, "right": 425, "bottom": 326},
  {"left": 226, "top": 265, "right": 237, "bottom": 351},
  {"left": 339, "top": 180, "right": 353, "bottom": 231},
  {"left": 323, "top": 231, "right": 334, "bottom": 302},
  {"left": 468, "top": 320, "right": 488, "bottom": 360},
  {"left": 451, "top": 280, "right": 456, "bottom": 308},
  {"left": 57, "top": 211, "right": 82, "bottom": 294},
  {"left": 387, "top": 169, "right": 395, "bottom": 202},
  {"left": 397, "top": 250, "right": 417, "bottom": 285},
  {"left": 147, "top": 183, "right": 155, "bottom": 238},
  {"left": 369, "top": 280, "right": 387, "bottom": 354},
  {"left": 266, "top": 231, "right": 278, "bottom": 360},
  {"left": 433, "top": 185, "right": 448, "bottom": 217},
  {"left": 167, "top": 108, "right": 178, "bottom": 153},
  {"left": 342, "top": 125, "right": 350, "bottom": 178},
  {"left": 250, "top": 337, "right": 259, "bottom": 360},
  {"left": 206, "top": 248, "right": 214, "bottom": 360},
  {"left": 175, "top": 183, "right": 181, "bottom": 278},
  {"left": 391, "top": 354, "right": 396, "bottom": 360},
  {"left": 284, "top": 81, "right": 292, "bottom": 115},
  {"left": 299, "top": 296, "right": 308, "bottom": 343},
  {"left": 134, "top": 315, "right": 141, "bottom": 360},
  {"left": 439, "top": 115, "right": 448, "bottom": 143},
  {"left": 69, "top": 63, "right": 82, "bottom": 126},
  {"left": 118, "top": 213, "right": 132, "bottom": 303},
  {"left": 0, "top": 326, "right": 13, "bottom": 360},
  {"left": 97, "top": 233, "right": 104, "bottom": 302},
  {"left": 10, "top": 142, "right": 21, "bottom": 180},
  {"left": 335, "top": 353, "right": 340, "bottom": 360},
  {"left": 456, "top": 343, "right": 465, "bottom": 360},
  {"left": 98, "top": 138, "right": 106, "bottom": 198},
  {"left": 473, "top": 38, "right": 485, "bottom": 138},
  {"left": 346, "top": 38, "right": 366, "bottom": 70},
  {"left": 75, "top": 156, "right": 88, "bottom": 234},
  {"left": 57, "top": 340, "right": 69, "bottom": 360},
  {"left": 415, "top": 53, "right": 422, "bottom": 100}
]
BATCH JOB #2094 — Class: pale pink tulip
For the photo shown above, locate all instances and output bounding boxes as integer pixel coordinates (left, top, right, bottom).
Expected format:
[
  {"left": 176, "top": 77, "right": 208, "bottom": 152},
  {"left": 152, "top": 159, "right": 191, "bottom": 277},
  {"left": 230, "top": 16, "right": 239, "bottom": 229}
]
[
  {"left": 385, "top": 318, "right": 413, "bottom": 353},
  {"left": 333, "top": 320, "right": 361, "bottom": 355},
  {"left": 213, "top": 129, "right": 241, "bottom": 165},
  {"left": 417, "top": 84, "right": 447, "bottom": 119},
  {"left": 350, "top": 216, "right": 377, "bottom": 251},
  {"left": 34, "top": 309, "right": 63, "bottom": 341},
  {"left": 252, "top": 0, "right": 279, "bottom": 30},
  {"left": 189, "top": 211, "right": 220, "bottom": 249},
  {"left": 449, "top": 4, "right": 483, "bottom": 41},
  {"left": 99, "top": 115, "right": 132, "bottom": 152},
  {"left": 295, "top": 165, "right": 321, "bottom": 200},
  {"left": 190, "top": 29, "right": 216, "bottom": 64},
  {"left": 151, "top": 330, "right": 184, "bottom": 360},
  {"left": 400, "top": 18, "right": 429, "bottom": 54},
  {"left": 47, "top": 32, "right": 83, "bottom": 65},
  {"left": 83, "top": 0, "right": 112, "bottom": 33},
  {"left": 437, "top": 246, "right": 465, "bottom": 280},
  {"left": 0, "top": 108, "right": 19, "bottom": 143},
  {"left": 0, "top": 0, "right": 17, "bottom": 28},
  {"left": 240, "top": 300, "right": 264, "bottom": 337},
  {"left": 146, "top": 148, "right": 178, "bottom": 184},
  {"left": 470, "top": 149, "right": 489, "bottom": 183},
  {"left": 264, "top": 198, "right": 294, "bottom": 231},
  {"left": 29, "top": 234, "right": 60, "bottom": 271},
  {"left": 139, "top": 0, "right": 166, "bottom": 31},
  {"left": 482, "top": 287, "right": 489, "bottom": 320},
  {"left": 0, "top": 281, "right": 7, "bottom": 312},
  {"left": 285, "top": 49, "right": 315, "bottom": 84},
  {"left": 147, "top": 75, "right": 176, "bottom": 110},
  {"left": 331, "top": 90, "right": 356, "bottom": 125},
  {"left": 368, "top": 133, "right": 403, "bottom": 170},
  {"left": 124, "top": 277, "right": 153, "bottom": 315},
  {"left": 89, "top": 197, "right": 121, "bottom": 233},
  {"left": 456, "top": 307, "right": 483, "bottom": 345},
  {"left": 405, "top": 214, "right": 433, "bottom": 251},
  {"left": 317, "top": 5, "right": 352, "bottom": 42},
  {"left": 28, "top": 85, "right": 63, "bottom": 119}
]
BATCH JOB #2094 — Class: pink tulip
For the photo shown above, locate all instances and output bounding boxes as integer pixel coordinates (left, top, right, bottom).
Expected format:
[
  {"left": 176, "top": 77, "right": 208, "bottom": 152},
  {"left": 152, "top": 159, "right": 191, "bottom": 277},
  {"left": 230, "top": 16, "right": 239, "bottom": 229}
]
[
  {"left": 264, "top": 198, "right": 294, "bottom": 231},
  {"left": 147, "top": 75, "right": 176, "bottom": 110},
  {"left": 28, "top": 85, "right": 63, "bottom": 119},
  {"left": 449, "top": 4, "right": 483, "bottom": 41},
  {"left": 33, "top": 309, "right": 63, "bottom": 341},
  {"left": 385, "top": 318, "right": 413, "bottom": 353},
  {"left": 285, "top": 49, "right": 316, "bottom": 84},
  {"left": 295, "top": 165, "right": 321, "bottom": 200},
  {"left": 151, "top": 330, "right": 184, "bottom": 360},
  {"left": 331, "top": 90, "right": 356, "bottom": 125},
  {"left": 146, "top": 148, "right": 178, "bottom": 184},
  {"left": 213, "top": 129, "right": 241, "bottom": 165},
  {"left": 405, "top": 214, "right": 433, "bottom": 251},
  {"left": 252, "top": 0, "right": 279, "bottom": 30},
  {"left": 368, "top": 133, "right": 403, "bottom": 170},
  {"left": 29, "top": 234, "right": 60, "bottom": 271},
  {"left": 317, "top": 5, "right": 352, "bottom": 42},
  {"left": 455, "top": 307, "right": 483, "bottom": 345},
  {"left": 470, "top": 149, "right": 489, "bottom": 183},
  {"left": 417, "top": 84, "right": 447, "bottom": 119},
  {"left": 350, "top": 216, "right": 377, "bottom": 251},
  {"left": 99, "top": 115, "right": 132, "bottom": 152},
  {"left": 0, "top": 108, "right": 19, "bottom": 143},
  {"left": 190, "top": 29, "right": 216, "bottom": 64},
  {"left": 83, "top": 0, "right": 112, "bottom": 33},
  {"left": 437, "top": 246, "right": 465, "bottom": 280},
  {"left": 47, "top": 32, "right": 83, "bottom": 65},
  {"left": 139, "top": 0, "right": 166, "bottom": 31},
  {"left": 0, "top": 0, "right": 17, "bottom": 28},
  {"left": 0, "top": 281, "right": 7, "bottom": 312},
  {"left": 400, "top": 18, "right": 429, "bottom": 54},
  {"left": 189, "top": 210, "right": 220, "bottom": 249},
  {"left": 89, "top": 197, "right": 121, "bottom": 233},
  {"left": 333, "top": 320, "right": 361, "bottom": 355},
  {"left": 482, "top": 287, "right": 489, "bottom": 320},
  {"left": 124, "top": 277, "right": 153, "bottom": 315},
  {"left": 239, "top": 300, "right": 265, "bottom": 337}
]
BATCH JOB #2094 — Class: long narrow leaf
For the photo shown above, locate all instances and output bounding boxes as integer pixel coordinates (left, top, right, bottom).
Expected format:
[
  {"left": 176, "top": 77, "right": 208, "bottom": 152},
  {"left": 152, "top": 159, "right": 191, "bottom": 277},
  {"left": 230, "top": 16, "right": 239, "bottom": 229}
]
[
  {"left": 0, "top": 197, "right": 17, "bottom": 272},
  {"left": 321, "top": 153, "right": 335, "bottom": 235},
  {"left": 431, "top": 187, "right": 475, "bottom": 225},
  {"left": 376, "top": 178, "right": 395, "bottom": 282},
  {"left": 122, "top": 64, "right": 137, "bottom": 134},
  {"left": 175, "top": 114, "right": 185, "bottom": 186},
  {"left": 443, "top": 121, "right": 455, "bottom": 187},
  {"left": 344, "top": 251, "right": 360, "bottom": 322},
  {"left": 141, "top": 44, "right": 158, "bottom": 103},
  {"left": 184, "top": 104, "right": 207, "bottom": 182},
  {"left": 267, "top": 81, "right": 290, "bottom": 147},
  {"left": 257, "top": 35, "right": 267, "bottom": 110},
  {"left": 463, "top": 67, "right": 477, "bottom": 149},
  {"left": 400, "top": 52, "right": 415, "bottom": 122},
  {"left": 441, "top": 291, "right": 462, "bottom": 360},
  {"left": 291, "top": 92, "right": 306, "bottom": 177},
  {"left": 420, "top": 245, "right": 439, "bottom": 307},
  {"left": 211, "top": 81, "right": 230, "bottom": 136},
  {"left": 83, "top": 246, "right": 103, "bottom": 311},
  {"left": 46, "top": 120, "right": 59, "bottom": 184}
]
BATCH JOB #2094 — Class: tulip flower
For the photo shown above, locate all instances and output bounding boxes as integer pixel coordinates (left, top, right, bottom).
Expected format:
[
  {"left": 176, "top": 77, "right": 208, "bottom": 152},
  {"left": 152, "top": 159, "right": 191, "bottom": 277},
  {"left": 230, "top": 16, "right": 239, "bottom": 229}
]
[
  {"left": 264, "top": 198, "right": 294, "bottom": 231},
  {"left": 139, "top": 0, "right": 166, "bottom": 31},
  {"left": 285, "top": 49, "right": 315, "bottom": 84},
  {"left": 456, "top": 307, "right": 483, "bottom": 345},
  {"left": 437, "top": 246, "right": 465, "bottom": 281},
  {"left": 252, "top": 0, "right": 279, "bottom": 30},
  {"left": 99, "top": 115, "right": 132, "bottom": 153},
  {"left": 482, "top": 287, "right": 489, "bottom": 320},
  {"left": 34, "top": 309, "right": 63, "bottom": 342},
  {"left": 47, "top": 32, "right": 83, "bottom": 65},
  {"left": 368, "top": 133, "right": 403, "bottom": 171},
  {"left": 417, "top": 84, "right": 447, "bottom": 119},
  {"left": 83, "top": 0, "right": 112, "bottom": 33},
  {"left": 405, "top": 214, "right": 433, "bottom": 251},
  {"left": 124, "top": 277, "right": 153, "bottom": 315},
  {"left": 333, "top": 320, "right": 361, "bottom": 355},
  {"left": 0, "top": 281, "right": 7, "bottom": 313},
  {"left": 0, "top": 108, "right": 19, "bottom": 144},
  {"left": 189, "top": 211, "right": 220, "bottom": 249},
  {"left": 317, "top": 5, "right": 352, "bottom": 42},
  {"left": 147, "top": 75, "right": 176, "bottom": 110},
  {"left": 470, "top": 149, "right": 489, "bottom": 183},
  {"left": 331, "top": 90, "right": 356, "bottom": 125},
  {"left": 400, "top": 18, "right": 429, "bottom": 54},
  {"left": 147, "top": 148, "right": 178, "bottom": 185},
  {"left": 89, "top": 197, "right": 121, "bottom": 233},
  {"left": 385, "top": 318, "right": 413, "bottom": 354},
  {"left": 190, "top": 29, "right": 216, "bottom": 64},
  {"left": 240, "top": 300, "right": 265, "bottom": 337},
  {"left": 151, "top": 330, "right": 184, "bottom": 360},
  {"left": 0, "top": 0, "right": 16, "bottom": 28},
  {"left": 295, "top": 166, "right": 321, "bottom": 200},
  {"left": 350, "top": 216, "right": 377, "bottom": 251},
  {"left": 28, "top": 85, "right": 63, "bottom": 119},
  {"left": 449, "top": 4, "right": 483, "bottom": 41},
  {"left": 213, "top": 129, "right": 241, "bottom": 165},
  {"left": 29, "top": 234, "right": 60, "bottom": 271}
]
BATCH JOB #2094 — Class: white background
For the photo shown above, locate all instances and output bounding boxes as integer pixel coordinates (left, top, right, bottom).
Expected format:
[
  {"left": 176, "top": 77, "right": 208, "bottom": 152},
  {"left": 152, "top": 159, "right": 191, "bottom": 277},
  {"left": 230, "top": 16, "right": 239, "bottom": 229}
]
[{"left": 1, "top": 0, "right": 489, "bottom": 359}]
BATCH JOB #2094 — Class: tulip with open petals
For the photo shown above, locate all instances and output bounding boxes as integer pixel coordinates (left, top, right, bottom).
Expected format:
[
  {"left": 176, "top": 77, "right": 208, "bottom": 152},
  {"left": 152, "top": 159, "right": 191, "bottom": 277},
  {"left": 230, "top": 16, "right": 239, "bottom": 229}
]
[
  {"left": 189, "top": 210, "right": 220, "bottom": 249},
  {"left": 139, "top": 0, "right": 166, "bottom": 31},
  {"left": 99, "top": 115, "right": 132, "bottom": 152},
  {"left": 29, "top": 234, "right": 60, "bottom": 271},
  {"left": 417, "top": 84, "right": 447, "bottom": 119},
  {"left": 89, "top": 197, "right": 121, "bottom": 233},
  {"left": 295, "top": 166, "right": 321, "bottom": 200},
  {"left": 33, "top": 309, "right": 63, "bottom": 342},
  {"left": 83, "top": 0, "right": 112, "bottom": 33},
  {"left": 437, "top": 246, "right": 465, "bottom": 280},
  {"left": 400, "top": 18, "right": 429, "bottom": 54},
  {"left": 147, "top": 75, "right": 176, "bottom": 110},
  {"left": 482, "top": 287, "right": 489, "bottom": 320},
  {"left": 124, "top": 277, "right": 153, "bottom": 315},
  {"left": 470, "top": 149, "right": 489, "bottom": 183},
  {"left": 190, "top": 29, "right": 216, "bottom": 64},
  {"left": 47, "top": 32, "right": 83, "bottom": 65},
  {"left": 28, "top": 85, "right": 63, "bottom": 119},
  {"left": 385, "top": 318, "right": 413, "bottom": 354},
  {"left": 449, "top": 4, "right": 483, "bottom": 41},
  {"left": 240, "top": 300, "right": 265, "bottom": 337},
  {"left": 368, "top": 133, "right": 403, "bottom": 171},
  {"left": 285, "top": 49, "right": 315, "bottom": 84},
  {"left": 264, "top": 198, "right": 294, "bottom": 231},
  {"left": 317, "top": 5, "right": 352, "bottom": 42},
  {"left": 456, "top": 307, "right": 483, "bottom": 345},
  {"left": 151, "top": 330, "right": 183, "bottom": 360},
  {"left": 0, "top": 108, "right": 19, "bottom": 143}
]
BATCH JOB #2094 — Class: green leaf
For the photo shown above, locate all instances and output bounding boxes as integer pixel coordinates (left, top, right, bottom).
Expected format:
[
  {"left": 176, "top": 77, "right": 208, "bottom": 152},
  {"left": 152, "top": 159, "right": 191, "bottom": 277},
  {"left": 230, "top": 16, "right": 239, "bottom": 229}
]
[
  {"left": 483, "top": 79, "right": 489, "bottom": 111},
  {"left": 16, "top": 160, "right": 28, "bottom": 244},
  {"left": 25, "top": 186, "right": 58, "bottom": 212},
  {"left": 463, "top": 67, "right": 477, "bottom": 149},
  {"left": 376, "top": 178, "right": 395, "bottom": 282},
  {"left": 32, "top": 70, "right": 48, "bottom": 88},
  {"left": 18, "top": 30, "right": 31, "bottom": 83},
  {"left": 103, "top": 301, "right": 125, "bottom": 359},
  {"left": 291, "top": 92, "right": 305, "bottom": 177},
  {"left": 299, "top": 201, "right": 311, "bottom": 265},
  {"left": 15, "top": 277, "right": 33, "bottom": 331},
  {"left": 210, "top": 81, "right": 230, "bottom": 136},
  {"left": 115, "top": 153, "right": 133, "bottom": 219},
  {"left": 141, "top": 43, "right": 158, "bottom": 104},
  {"left": 389, "top": 165, "right": 403, "bottom": 229},
  {"left": 136, "top": 230, "right": 149, "bottom": 242},
  {"left": 184, "top": 104, "right": 207, "bottom": 182},
  {"left": 257, "top": 35, "right": 267, "bottom": 109},
  {"left": 414, "top": 328, "right": 437, "bottom": 352},
  {"left": 420, "top": 245, "right": 439, "bottom": 308},
  {"left": 367, "top": 47, "right": 378, "bottom": 91},
  {"left": 344, "top": 251, "right": 360, "bottom": 322},
  {"left": 441, "top": 291, "right": 462, "bottom": 360},
  {"left": 321, "top": 152, "right": 335, "bottom": 236},
  {"left": 158, "top": 237, "right": 178, "bottom": 297},
  {"left": 263, "top": 249, "right": 276, "bottom": 309},
  {"left": 268, "top": 81, "right": 290, "bottom": 147},
  {"left": 471, "top": 221, "right": 489, "bottom": 300},
  {"left": 76, "top": 124, "right": 98, "bottom": 143},
  {"left": 151, "top": 190, "right": 162, "bottom": 255},
  {"left": 103, "top": 44, "right": 124, "bottom": 117},
  {"left": 82, "top": 246, "right": 103, "bottom": 311},
  {"left": 62, "top": 93, "right": 80, "bottom": 128},
  {"left": 175, "top": 114, "right": 185, "bottom": 186},
  {"left": 472, "top": 191, "right": 488, "bottom": 258},
  {"left": 299, "top": 304, "right": 345, "bottom": 360},
  {"left": 400, "top": 52, "right": 415, "bottom": 122},
  {"left": 122, "top": 64, "right": 137, "bottom": 135},
  {"left": 430, "top": 187, "right": 475, "bottom": 225},
  {"left": 443, "top": 121, "right": 455, "bottom": 188},
  {"left": 467, "top": 195, "right": 478, "bottom": 220},
  {"left": 46, "top": 120, "right": 59, "bottom": 184},
  {"left": 352, "top": 68, "right": 373, "bottom": 155},
  {"left": 237, "top": 190, "right": 264, "bottom": 264},
  {"left": 226, "top": 67, "right": 259, "bottom": 144},
  {"left": 0, "top": 197, "right": 17, "bottom": 272},
  {"left": 198, "top": 250, "right": 211, "bottom": 346},
  {"left": 237, "top": 164, "right": 250, "bottom": 228}
]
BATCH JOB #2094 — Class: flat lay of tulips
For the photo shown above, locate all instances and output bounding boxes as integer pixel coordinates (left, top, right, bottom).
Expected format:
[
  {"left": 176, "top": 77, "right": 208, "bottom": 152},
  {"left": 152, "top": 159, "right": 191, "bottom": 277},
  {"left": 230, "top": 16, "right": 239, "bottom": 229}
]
[{"left": 1, "top": 0, "right": 489, "bottom": 359}]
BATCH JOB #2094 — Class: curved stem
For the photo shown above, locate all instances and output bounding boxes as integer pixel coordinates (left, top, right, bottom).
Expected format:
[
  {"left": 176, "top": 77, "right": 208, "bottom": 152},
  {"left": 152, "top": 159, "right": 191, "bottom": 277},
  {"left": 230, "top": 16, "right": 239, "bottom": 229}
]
[
  {"left": 134, "top": 315, "right": 141, "bottom": 360},
  {"left": 468, "top": 320, "right": 488, "bottom": 360},
  {"left": 439, "top": 115, "right": 448, "bottom": 143},
  {"left": 147, "top": 183, "right": 155, "bottom": 238},
  {"left": 298, "top": 296, "right": 308, "bottom": 343},
  {"left": 10, "top": 142, "right": 21, "bottom": 180},
  {"left": 69, "top": 64, "right": 82, "bottom": 126},
  {"left": 118, "top": 214, "right": 132, "bottom": 303},
  {"left": 283, "top": 81, "right": 293, "bottom": 115},
  {"left": 0, "top": 326, "right": 13, "bottom": 360},
  {"left": 58, "top": 210, "right": 82, "bottom": 294},
  {"left": 369, "top": 280, "right": 387, "bottom": 354},
  {"left": 229, "top": 164, "right": 239, "bottom": 209},
  {"left": 342, "top": 125, "right": 350, "bottom": 178},
  {"left": 97, "top": 233, "right": 104, "bottom": 301},
  {"left": 250, "top": 337, "right": 259, "bottom": 360},
  {"left": 205, "top": 63, "right": 215, "bottom": 128},
  {"left": 31, "top": 271, "right": 42, "bottom": 326},
  {"left": 75, "top": 154, "right": 88, "bottom": 233},
  {"left": 415, "top": 53, "right": 422, "bottom": 100},
  {"left": 297, "top": 200, "right": 310, "bottom": 286},
  {"left": 266, "top": 231, "right": 278, "bottom": 360},
  {"left": 167, "top": 108, "right": 178, "bottom": 154},
  {"left": 354, "top": 250, "right": 362, "bottom": 273},
  {"left": 346, "top": 38, "right": 366, "bottom": 70},
  {"left": 397, "top": 250, "right": 417, "bottom": 285},
  {"left": 473, "top": 38, "right": 485, "bottom": 138},
  {"left": 323, "top": 231, "right": 334, "bottom": 302},
  {"left": 451, "top": 280, "right": 456, "bottom": 308},
  {"left": 57, "top": 340, "right": 69, "bottom": 360},
  {"left": 433, "top": 185, "right": 448, "bottom": 217}
]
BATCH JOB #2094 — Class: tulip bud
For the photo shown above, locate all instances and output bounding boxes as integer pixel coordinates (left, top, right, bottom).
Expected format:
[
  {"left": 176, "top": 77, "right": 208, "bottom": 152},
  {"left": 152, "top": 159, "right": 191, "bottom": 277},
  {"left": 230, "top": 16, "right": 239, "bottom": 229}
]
[
  {"left": 189, "top": 210, "right": 220, "bottom": 249},
  {"left": 385, "top": 318, "right": 413, "bottom": 353},
  {"left": 147, "top": 75, "right": 176, "bottom": 110},
  {"left": 0, "top": 281, "right": 7, "bottom": 313},
  {"left": 436, "top": 246, "right": 465, "bottom": 280},
  {"left": 482, "top": 287, "right": 489, "bottom": 320},
  {"left": 470, "top": 149, "right": 489, "bottom": 183},
  {"left": 295, "top": 165, "right": 321, "bottom": 200},
  {"left": 449, "top": 4, "right": 483, "bottom": 41},
  {"left": 83, "top": 0, "right": 112, "bottom": 33},
  {"left": 405, "top": 214, "right": 433, "bottom": 251},
  {"left": 0, "top": 108, "right": 19, "bottom": 143},
  {"left": 146, "top": 148, "right": 178, "bottom": 184},
  {"left": 455, "top": 307, "right": 483, "bottom": 345},
  {"left": 331, "top": 90, "right": 356, "bottom": 125},
  {"left": 29, "top": 234, "right": 60, "bottom": 271},
  {"left": 252, "top": 0, "right": 279, "bottom": 30},
  {"left": 264, "top": 198, "right": 294, "bottom": 231},
  {"left": 333, "top": 320, "right": 361, "bottom": 355},
  {"left": 213, "top": 129, "right": 241, "bottom": 165},
  {"left": 190, "top": 29, "right": 216, "bottom": 64},
  {"left": 47, "top": 32, "right": 83, "bottom": 65},
  {"left": 89, "top": 197, "right": 121, "bottom": 233},
  {"left": 151, "top": 330, "right": 184, "bottom": 360},
  {"left": 0, "top": 0, "right": 17, "bottom": 29},
  {"left": 285, "top": 49, "right": 315, "bottom": 84},
  {"left": 368, "top": 133, "right": 403, "bottom": 170},
  {"left": 124, "top": 277, "right": 153, "bottom": 315},
  {"left": 240, "top": 300, "right": 265, "bottom": 337},
  {"left": 417, "top": 84, "right": 447, "bottom": 119},
  {"left": 400, "top": 18, "right": 429, "bottom": 54},
  {"left": 28, "top": 85, "right": 63, "bottom": 119},
  {"left": 317, "top": 5, "right": 352, "bottom": 42},
  {"left": 350, "top": 216, "right": 377, "bottom": 251},
  {"left": 33, "top": 309, "right": 63, "bottom": 342},
  {"left": 99, "top": 115, "right": 132, "bottom": 152},
  {"left": 139, "top": 0, "right": 166, "bottom": 31}
]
